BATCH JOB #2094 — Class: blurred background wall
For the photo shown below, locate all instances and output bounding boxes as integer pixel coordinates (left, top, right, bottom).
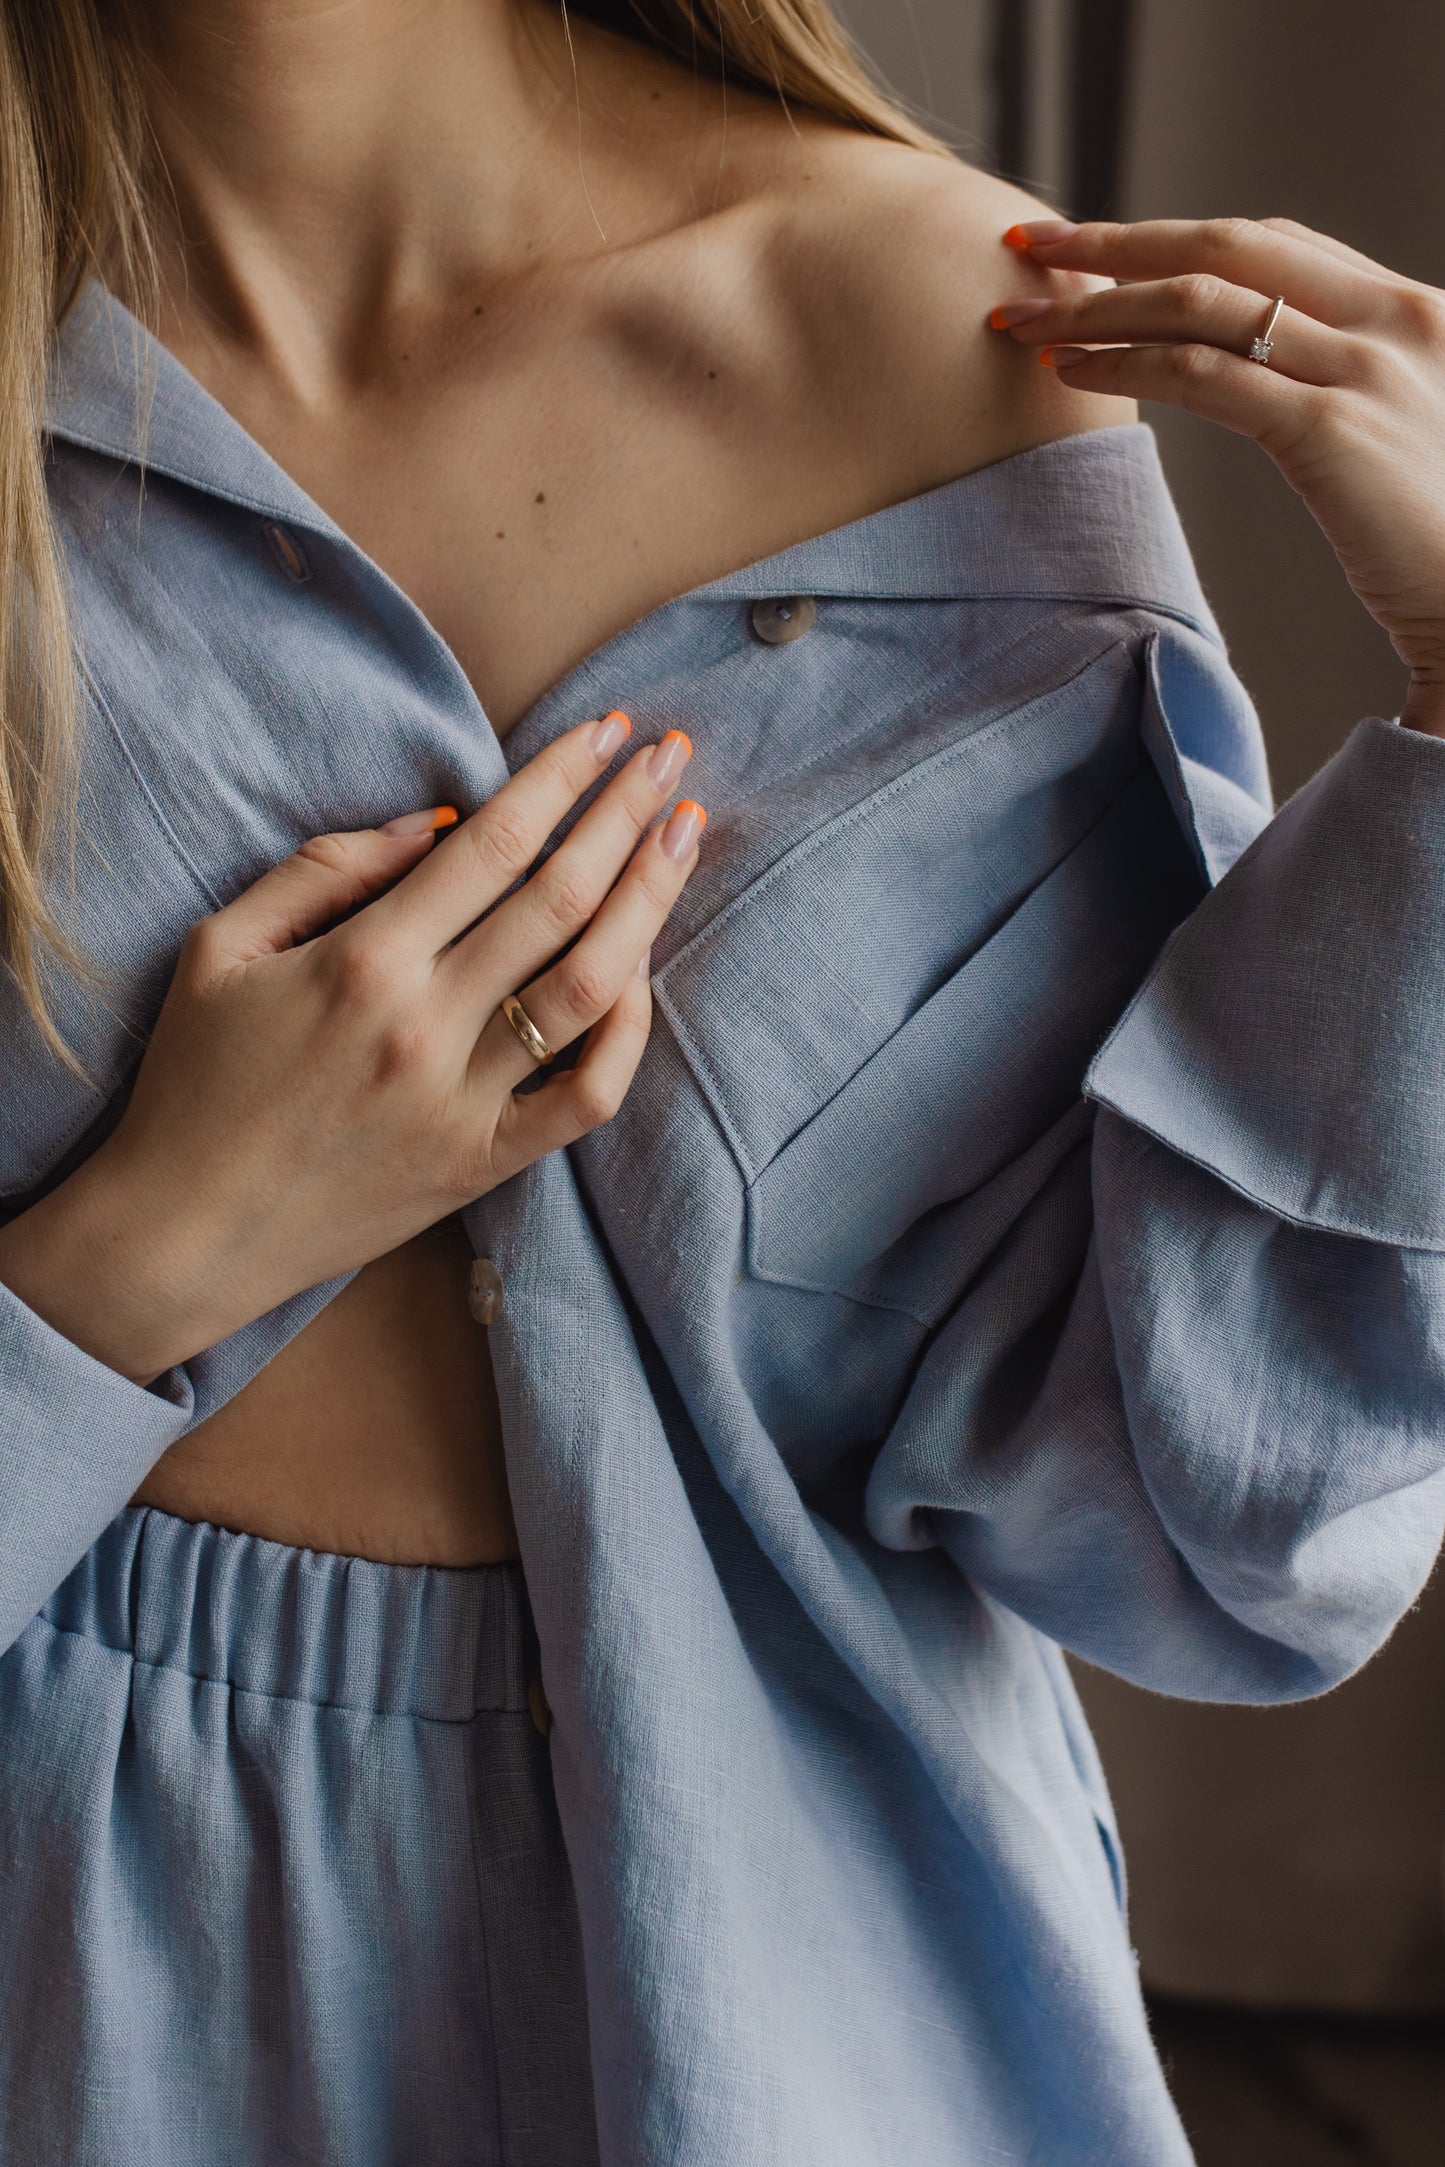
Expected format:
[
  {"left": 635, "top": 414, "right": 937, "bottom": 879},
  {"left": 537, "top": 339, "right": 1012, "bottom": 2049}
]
[{"left": 837, "top": 0, "right": 1445, "bottom": 2022}]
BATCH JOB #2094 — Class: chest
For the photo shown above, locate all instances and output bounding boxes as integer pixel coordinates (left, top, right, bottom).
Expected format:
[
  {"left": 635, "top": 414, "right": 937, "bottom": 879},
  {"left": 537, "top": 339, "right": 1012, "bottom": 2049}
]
[{"left": 155, "top": 291, "right": 937, "bottom": 738}]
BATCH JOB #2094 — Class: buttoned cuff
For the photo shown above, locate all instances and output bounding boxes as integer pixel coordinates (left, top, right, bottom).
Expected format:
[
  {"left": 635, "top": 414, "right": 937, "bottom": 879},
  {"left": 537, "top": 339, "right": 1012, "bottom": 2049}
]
[
  {"left": 0, "top": 1275, "right": 194, "bottom": 1654},
  {"left": 1086, "top": 717, "right": 1445, "bottom": 1249}
]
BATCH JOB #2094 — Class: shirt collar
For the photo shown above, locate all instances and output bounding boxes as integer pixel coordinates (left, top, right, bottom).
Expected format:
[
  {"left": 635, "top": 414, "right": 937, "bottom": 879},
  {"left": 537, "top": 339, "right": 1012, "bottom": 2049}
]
[{"left": 47, "top": 280, "right": 1216, "bottom": 634}]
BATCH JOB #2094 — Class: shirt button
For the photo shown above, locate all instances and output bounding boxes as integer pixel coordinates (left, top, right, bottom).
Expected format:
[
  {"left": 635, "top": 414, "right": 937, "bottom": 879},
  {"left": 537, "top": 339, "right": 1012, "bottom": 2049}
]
[
  {"left": 261, "top": 520, "right": 312, "bottom": 585},
  {"left": 750, "top": 595, "right": 817, "bottom": 645},
  {"left": 528, "top": 1674, "right": 553, "bottom": 1737},
  {"left": 467, "top": 1257, "right": 505, "bottom": 1326}
]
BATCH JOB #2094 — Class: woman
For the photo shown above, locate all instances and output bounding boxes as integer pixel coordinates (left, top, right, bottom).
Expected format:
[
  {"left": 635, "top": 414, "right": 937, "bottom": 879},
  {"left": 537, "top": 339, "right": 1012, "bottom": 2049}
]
[{"left": 0, "top": 0, "right": 1443, "bottom": 2160}]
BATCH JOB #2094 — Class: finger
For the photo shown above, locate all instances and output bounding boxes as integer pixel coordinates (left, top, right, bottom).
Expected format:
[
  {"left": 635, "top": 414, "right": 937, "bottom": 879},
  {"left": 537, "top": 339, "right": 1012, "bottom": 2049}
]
[
  {"left": 1256, "top": 216, "right": 1417, "bottom": 286},
  {"left": 372, "top": 709, "right": 635, "bottom": 951},
  {"left": 201, "top": 811, "right": 455, "bottom": 968},
  {"left": 489, "top": 972, "right": 652, "bottom": 1179},
  {"left": 1039, "top": 339, "right": 1315, "bottom": 457},
  {"left": 445, "top": 729, "right": 694, "bottom": 1003},
  {"left": 1005, "top": 217, "right": 1393, "bottom": 329},
  {"left": 467, "top": 798, "right": 706, "bottom": 1087},
  {"left": 992, "top": 276, "right": 1350, "bottom": 385}
]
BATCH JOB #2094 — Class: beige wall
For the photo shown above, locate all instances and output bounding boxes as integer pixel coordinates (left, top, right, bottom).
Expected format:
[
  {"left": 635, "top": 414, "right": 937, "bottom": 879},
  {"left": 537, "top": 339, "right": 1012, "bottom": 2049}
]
[
  {"left": 834, "top": 0, "right": 991, "bottom": 150},
  {"left": 1121, "top": 0, "right": 1443, "bottom": 796}
]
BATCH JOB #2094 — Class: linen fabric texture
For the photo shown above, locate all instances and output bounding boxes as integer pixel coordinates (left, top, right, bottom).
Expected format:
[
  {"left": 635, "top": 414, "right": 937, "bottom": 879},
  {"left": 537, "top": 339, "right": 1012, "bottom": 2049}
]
[
  {"left": 0, "top": 1507, "right": 597, "bottom": 2166},
  {"left": 3, "top": 284, "right": 1445, "bottom": 2162}
]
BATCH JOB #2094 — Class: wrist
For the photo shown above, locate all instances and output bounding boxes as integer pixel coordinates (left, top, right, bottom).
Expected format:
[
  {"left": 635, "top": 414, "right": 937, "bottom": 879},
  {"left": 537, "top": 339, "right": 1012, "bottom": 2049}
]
[{"left": 0, "top": 1146, "right": 232, "bottom": 1385}]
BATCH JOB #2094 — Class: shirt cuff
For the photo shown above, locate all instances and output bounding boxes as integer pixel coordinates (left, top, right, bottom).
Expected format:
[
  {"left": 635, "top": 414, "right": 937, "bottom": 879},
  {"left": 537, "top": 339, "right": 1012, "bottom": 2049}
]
[
  {"left": 0, "top": 1274, "right": 195, "bottom": 1653},
  {"left": 1086, "top": 717, "right": 1445, "bottom": 1248}
]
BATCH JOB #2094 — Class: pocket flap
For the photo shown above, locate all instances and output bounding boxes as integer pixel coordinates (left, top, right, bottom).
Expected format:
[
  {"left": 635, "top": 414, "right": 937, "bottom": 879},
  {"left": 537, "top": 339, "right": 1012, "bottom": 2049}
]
[{"left": 657, "top": 641, "right": 1145, "bottom": 1182}]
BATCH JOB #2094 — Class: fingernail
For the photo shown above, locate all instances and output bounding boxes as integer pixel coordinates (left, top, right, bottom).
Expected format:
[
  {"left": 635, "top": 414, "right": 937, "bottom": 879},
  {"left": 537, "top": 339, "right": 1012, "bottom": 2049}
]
[
  {"left": 1004, "top": 219, "right": 1079, "bottom": 249},
  {"left": 590, "top": 710, "right": 631, "bottom": 767},
  {"left": 660, "top": 799, "right": 706, "bottom": 863},
  {"left": 634, "top": 945, "right": 652, "bottom": 979},
  {"left": 989, "top": 298, "right": 1054, "bottom": 329},
  {"left": 647, "top": 730, "right": 693, "bottom": 791},
  {"left": 381, "top": 804, "right": 459, "bottom": 837},
  {"left": 1039, "top": 345, "right": 1091, "bottom": 368}
]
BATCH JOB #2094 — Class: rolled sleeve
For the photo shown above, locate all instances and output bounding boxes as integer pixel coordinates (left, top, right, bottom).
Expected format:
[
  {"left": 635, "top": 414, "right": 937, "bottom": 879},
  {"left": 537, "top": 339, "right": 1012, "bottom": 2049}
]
[
  {"left": 0, "top": 1276, "right": 194, "bottom": 1653},
  {"left": 1086, "top": 717, "right": 1445, "bottom": 1248}
]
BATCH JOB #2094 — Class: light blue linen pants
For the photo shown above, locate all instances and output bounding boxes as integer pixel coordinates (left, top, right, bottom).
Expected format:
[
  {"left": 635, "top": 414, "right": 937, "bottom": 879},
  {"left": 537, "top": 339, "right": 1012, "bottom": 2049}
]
[{"left": 0, "top": 1506, "right": 599, "bottom": 2166}]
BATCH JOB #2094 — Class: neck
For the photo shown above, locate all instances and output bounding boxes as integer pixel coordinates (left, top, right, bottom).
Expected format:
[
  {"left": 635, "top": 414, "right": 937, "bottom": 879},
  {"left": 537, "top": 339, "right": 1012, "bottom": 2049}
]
[{"left": 135, "top": 0, "right": 666, "bottom": 386}]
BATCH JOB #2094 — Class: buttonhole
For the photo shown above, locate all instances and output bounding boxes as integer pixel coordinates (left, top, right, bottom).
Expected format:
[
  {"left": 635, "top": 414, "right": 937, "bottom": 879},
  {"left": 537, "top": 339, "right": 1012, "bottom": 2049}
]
[{"left": 262, "top": 522, "right": 312, "bottom": 585}]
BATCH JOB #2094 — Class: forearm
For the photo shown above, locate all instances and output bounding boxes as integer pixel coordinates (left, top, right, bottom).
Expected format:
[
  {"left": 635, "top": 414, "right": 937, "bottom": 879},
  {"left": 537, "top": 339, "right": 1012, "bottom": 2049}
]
[{"left": 0, "top": 1148, "right": 225, "bottom": 1387}]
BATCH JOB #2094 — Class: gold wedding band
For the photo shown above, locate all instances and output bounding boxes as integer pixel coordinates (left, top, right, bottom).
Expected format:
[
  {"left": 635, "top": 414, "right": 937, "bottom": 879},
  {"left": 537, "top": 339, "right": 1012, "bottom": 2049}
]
[{"left": 500, "top": 992, "right": 554, "bottom": 1066}]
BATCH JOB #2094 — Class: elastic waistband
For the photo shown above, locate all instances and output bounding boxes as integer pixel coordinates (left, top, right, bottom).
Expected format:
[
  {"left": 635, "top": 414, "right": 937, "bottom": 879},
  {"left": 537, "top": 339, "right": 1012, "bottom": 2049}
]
[{"left": 40, "top": 1506, "right": 532, "bottom": 1721}]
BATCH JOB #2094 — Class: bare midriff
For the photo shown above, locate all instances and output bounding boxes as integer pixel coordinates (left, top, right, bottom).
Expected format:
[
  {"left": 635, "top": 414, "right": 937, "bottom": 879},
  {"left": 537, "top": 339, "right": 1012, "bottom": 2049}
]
[{"left": 131, "top": 1218, "right": 519, "bottom": 1565}]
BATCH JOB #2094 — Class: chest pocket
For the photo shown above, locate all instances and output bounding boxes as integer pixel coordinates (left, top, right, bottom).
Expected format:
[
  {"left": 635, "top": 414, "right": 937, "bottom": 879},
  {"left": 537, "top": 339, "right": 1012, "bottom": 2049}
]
[{"left": 656, "top": 641, "right": 1205, "bottom": 1326}]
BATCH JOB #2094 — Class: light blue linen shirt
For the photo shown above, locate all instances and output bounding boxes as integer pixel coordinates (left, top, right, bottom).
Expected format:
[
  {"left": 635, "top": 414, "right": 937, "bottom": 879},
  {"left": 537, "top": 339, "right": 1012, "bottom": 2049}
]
[{"left": 5, "top": 285, "right": 1445, "bottom": 2163}]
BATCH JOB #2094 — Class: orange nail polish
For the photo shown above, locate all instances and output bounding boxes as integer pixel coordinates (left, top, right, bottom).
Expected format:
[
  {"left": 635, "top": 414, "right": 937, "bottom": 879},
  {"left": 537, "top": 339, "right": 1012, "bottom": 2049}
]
[
  {"left": 1039, "top": 345, "right": 1090, "bottom": 368},
  {"left": 991, "top": 298, "right": 1054, "bottom": 330},
  {"left": 1005, "top": 218, "right": 1080, "bottom": 249},
  {"left": 590, "top": 711, "right": 631, "bottom": 766},
  {"left": 661, "top": 799, "right": 706, "bottom": 863},
  {"left": 380, "top": 804, "right": 459, "bottom": 837},
  {"left": 647, "top": 729, "right": 693, "bottom": 789}
]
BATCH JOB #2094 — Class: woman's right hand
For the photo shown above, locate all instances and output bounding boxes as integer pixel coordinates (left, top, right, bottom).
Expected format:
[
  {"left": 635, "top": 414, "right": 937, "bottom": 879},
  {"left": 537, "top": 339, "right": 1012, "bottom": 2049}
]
[{"left": 0, "top": 712, "right": 704, "bottom": 1383}]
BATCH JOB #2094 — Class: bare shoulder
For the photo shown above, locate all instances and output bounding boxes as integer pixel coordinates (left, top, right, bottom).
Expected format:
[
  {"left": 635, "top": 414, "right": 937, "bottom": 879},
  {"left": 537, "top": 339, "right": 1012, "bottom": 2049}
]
[{"left": 733, "top": 125, "right": 1133, "bottom": 493}]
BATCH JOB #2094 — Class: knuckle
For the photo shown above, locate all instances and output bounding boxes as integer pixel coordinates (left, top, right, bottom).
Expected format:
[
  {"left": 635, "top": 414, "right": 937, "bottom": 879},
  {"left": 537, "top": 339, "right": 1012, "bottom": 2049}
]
[
  {"left": 173, "top": 916, "right": 224, "bottom": 995},
  {"left": 369, "top": 1016, "right": 431, "bottom": 1087},
  {"left": 323, "top": 927, "right": 400, "bottom": 1007},
  {"left": 1200, "top": 215, "right": 1255, "bottom": 258},
  {"left": 536, "top": 860, "right": 596, "bottom": 937},
  {"left": 178, "top": 914, "right": 222, "bottom": 972},
  {"left": 535, "top": 736, "right": 585, "bottom": 793},
  {"left": 1340, "top": 333, "right": 1395, "bottom": 393},
  {"left": 1391, "top": 283, "right": 1445, "bottom": 346},
  {"left": 469, "top": 803, "right": 538, "bottom": 885},
  {"left": 1258, "top": 383, "right": 1332, "bottom": 462},
  {"left": 1174, "top": 272, "right": 1228, "bottom": 318},
  {"left": 1172, "top": 341, "right": 1225, "bottom": 388},
  {"left": 292, "top": 831, "right": 355, "bottom": 877},
  {"left": 570, "top": 1073, "right": 624, "bottom": 1130},
  {"left": 558, "top": 951, "right": 616, "bottom": 1019},
  {"left": 631, "top": 859, "right": 678, "bottom": 915}
]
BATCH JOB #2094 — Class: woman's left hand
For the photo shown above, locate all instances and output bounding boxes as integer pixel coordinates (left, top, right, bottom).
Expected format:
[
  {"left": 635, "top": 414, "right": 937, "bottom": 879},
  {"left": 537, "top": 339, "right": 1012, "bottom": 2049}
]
[{"left": 992, "top": 216, "right": 1445, "bottom": 734}]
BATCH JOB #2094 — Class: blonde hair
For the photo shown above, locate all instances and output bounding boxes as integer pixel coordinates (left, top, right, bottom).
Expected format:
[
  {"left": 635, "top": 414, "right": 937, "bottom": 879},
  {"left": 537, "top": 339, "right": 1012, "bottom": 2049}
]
[
  {"left": 0, "top": 1, "right": 153, "bottom": 1065},
  {"left": 569, "top": 1, "right": 943, "bottom": 150},
  {"left": 0, "top": 0, "right": 937, "bottom": 1060}
]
